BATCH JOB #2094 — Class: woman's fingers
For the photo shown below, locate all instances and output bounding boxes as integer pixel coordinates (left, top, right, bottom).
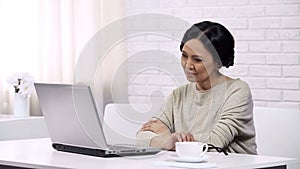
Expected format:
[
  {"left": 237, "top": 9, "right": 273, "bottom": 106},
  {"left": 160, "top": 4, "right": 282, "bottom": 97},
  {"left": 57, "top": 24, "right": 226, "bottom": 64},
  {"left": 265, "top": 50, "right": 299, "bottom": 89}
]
[
  {"left": 172, "top": 133, "right": 185, "bottom": 142},
  {"left": 186, "top": 133, "right": 195, "bottom": 142},
  {"left": 158, "top": 132, "right": 195, "bottom": 150},
  {"left": 172, "top": 132, "right": 195, "bottom": 142},
  {"left": 140, "top": 119, "right": 169, "bottom": 134},
  {"left": 140, "top": 120, "right": 155, "bottom": 130},
  {"left": 180, "top": 133, "right": 188, "bottom": 141}
]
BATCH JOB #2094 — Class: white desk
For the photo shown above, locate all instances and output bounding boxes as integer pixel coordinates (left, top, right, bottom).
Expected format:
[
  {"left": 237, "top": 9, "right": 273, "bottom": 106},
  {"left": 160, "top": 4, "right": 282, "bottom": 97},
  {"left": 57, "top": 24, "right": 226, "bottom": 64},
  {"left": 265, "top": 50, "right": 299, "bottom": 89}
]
[{"left": 0, "top": 138, "right": 297, "bottom": 169}]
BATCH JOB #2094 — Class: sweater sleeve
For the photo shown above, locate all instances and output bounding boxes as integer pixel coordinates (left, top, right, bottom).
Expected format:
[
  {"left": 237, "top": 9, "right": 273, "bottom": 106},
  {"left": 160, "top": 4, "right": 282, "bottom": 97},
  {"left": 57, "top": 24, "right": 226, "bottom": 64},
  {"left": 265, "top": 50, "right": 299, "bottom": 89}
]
[
  {"left": 201, "top": 83, "right": 255, "bottom": 150},
  {"left": 136, "top": 93, "right": 174, "bottom": 146}
]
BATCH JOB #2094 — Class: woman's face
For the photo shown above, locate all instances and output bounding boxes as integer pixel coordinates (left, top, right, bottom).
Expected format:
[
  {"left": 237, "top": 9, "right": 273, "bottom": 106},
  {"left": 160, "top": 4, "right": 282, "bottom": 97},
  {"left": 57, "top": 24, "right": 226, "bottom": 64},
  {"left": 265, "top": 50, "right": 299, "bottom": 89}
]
[{"left": 181, "top": 39, "right": 219, "bottom": 85}]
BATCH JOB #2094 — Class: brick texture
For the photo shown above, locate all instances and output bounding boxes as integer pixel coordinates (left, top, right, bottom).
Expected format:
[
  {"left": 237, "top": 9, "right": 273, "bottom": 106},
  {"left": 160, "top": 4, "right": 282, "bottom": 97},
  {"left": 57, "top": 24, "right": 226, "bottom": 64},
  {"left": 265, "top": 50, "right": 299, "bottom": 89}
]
[{"left": 125, "top": 0, "right": 300, "bottom": 109}]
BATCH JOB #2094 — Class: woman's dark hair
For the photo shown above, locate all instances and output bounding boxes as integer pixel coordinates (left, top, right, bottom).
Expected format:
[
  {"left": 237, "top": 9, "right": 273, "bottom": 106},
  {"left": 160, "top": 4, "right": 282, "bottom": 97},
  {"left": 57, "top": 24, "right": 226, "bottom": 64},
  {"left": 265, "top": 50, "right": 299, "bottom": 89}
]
[{"left": 180, "top": 21, "right": 235, "bottom": 68}]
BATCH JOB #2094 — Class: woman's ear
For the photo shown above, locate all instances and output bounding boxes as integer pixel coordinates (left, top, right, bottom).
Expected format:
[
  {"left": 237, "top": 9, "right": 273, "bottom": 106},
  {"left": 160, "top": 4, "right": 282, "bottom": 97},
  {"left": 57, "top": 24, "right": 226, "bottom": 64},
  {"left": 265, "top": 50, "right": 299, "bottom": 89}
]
[{"left": 215, "top": 62, "right": 222, "bottom": 69}]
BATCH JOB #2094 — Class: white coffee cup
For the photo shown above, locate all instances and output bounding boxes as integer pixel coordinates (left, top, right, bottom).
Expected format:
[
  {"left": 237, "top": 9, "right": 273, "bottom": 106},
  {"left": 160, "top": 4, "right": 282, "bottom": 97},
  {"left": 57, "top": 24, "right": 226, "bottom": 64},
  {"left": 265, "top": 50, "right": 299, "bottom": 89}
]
[{"left": 175, "top": 142, "right": 208, "bottom": 158}]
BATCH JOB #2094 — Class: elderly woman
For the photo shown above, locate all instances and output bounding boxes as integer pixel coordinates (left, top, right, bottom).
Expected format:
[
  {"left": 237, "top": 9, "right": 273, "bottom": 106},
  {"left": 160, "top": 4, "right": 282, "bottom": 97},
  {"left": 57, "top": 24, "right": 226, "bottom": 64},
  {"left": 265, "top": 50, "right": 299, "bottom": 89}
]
[{"left": 136, "top": 21, "right": 257, "bottom": 154}]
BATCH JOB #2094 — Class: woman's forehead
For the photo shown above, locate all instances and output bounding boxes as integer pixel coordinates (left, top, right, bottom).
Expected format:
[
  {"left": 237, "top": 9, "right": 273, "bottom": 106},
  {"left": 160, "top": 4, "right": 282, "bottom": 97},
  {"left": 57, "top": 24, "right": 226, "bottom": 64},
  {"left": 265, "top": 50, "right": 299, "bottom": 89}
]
[{"left": 183, "top": 39, "right": 211, "bottom": 56}]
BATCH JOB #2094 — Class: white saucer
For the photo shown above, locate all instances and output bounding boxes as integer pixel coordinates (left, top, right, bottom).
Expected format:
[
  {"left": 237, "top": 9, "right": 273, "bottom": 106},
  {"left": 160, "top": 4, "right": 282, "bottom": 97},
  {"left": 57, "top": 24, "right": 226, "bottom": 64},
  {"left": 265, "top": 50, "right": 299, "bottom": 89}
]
[{"left": 167, "top": 154, "right": 208, "bottom": 163}]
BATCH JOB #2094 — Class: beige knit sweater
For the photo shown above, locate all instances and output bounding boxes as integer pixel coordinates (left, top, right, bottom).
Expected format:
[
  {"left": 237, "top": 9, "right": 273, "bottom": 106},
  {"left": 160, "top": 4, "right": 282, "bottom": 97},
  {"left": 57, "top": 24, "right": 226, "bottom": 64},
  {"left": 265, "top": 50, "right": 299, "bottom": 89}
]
[{"left": 136, "top": 79, "right": 257, "bottom": 154}]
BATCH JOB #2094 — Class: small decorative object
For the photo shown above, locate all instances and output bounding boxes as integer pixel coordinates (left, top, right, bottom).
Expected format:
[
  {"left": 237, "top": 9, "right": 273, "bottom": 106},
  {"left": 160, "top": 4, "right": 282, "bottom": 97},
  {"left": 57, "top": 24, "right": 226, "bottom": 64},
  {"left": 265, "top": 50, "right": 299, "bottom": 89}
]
[{"left": 7, "top": 72, "right": 34, "bottom": 116}]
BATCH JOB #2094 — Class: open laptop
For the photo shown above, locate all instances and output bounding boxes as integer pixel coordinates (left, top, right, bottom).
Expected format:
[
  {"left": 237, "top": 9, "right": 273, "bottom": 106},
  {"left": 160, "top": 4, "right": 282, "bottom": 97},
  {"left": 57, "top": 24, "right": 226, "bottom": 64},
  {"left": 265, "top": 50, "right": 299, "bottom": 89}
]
[{"left": 34, "top": 83, "right": 160, "bottom": 157}]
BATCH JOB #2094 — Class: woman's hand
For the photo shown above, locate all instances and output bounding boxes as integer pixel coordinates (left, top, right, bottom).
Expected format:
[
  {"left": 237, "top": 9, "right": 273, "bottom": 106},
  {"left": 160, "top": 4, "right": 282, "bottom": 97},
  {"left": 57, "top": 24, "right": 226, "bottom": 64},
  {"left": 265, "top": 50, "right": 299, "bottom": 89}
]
[
  {"left": 139, "top": 119, "right": 195, "bottom": 150},
  {"left": 151, "top": 132, "right": 195, "bottom": 150},
  {"left": 140, "top": 119, "right": 170, "bottom": 135},
  {"left": 171, "top": 132, "right": 195, "bottom": 142}
]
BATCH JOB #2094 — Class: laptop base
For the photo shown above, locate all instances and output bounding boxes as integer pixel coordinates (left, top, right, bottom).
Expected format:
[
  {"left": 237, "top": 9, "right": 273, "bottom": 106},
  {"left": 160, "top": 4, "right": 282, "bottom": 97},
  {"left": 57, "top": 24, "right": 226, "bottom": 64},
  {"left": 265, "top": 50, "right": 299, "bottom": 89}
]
[
  {"left": 53, "top": 143, "right": 160, "bottom": 158},
  {"left": 52, "top": 143, "right": 120, "bottom": 158}
]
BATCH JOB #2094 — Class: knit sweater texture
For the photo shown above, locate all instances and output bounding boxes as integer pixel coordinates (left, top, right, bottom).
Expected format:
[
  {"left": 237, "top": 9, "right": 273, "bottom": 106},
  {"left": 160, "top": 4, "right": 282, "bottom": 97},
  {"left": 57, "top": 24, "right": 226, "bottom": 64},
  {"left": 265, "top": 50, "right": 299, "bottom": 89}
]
[{"left": 136, "top": 79, "right": 257, "bottom": 154}]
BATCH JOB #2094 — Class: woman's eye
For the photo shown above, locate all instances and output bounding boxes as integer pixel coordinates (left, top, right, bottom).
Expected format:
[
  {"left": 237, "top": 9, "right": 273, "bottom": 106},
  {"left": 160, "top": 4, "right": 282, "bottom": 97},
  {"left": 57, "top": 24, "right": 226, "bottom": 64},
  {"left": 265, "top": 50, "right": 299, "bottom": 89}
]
[
  {"left": 194, "top": 58, "right": 202, "bottom": 62},
  {"left": 181, "top": 54, "right": 188, "bottom": 58}
]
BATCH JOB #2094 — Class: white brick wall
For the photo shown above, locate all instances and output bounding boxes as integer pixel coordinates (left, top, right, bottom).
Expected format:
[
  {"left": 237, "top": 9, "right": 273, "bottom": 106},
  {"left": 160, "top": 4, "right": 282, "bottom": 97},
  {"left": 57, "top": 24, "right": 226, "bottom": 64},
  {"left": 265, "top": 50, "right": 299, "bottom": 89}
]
[
  {"left": 266, "top": 54, "right": 299, "bottom": 64},
  {"left": 265, "top": 5, "right": 299, "bottom": 16},
  {"left": 251, "top": 89, "right": 282, "bottom": 101},
  {"left": 266, "top": 29, "right": 300, "bottom": 40},
  {"left": 266, "top": 78, "right": 300, "bottom": 89},
  {"left": 283, "top": 66, "right": 300, "bottom": 77},
  {"left": 249, "top": 66, "right": 282, "bottom": 77},
  {"left": 249, "top": 41, "right": 282, "bottom": 53},
  {"left": 125, "top": 0, "right": 300, "bottom": 109},
  {"left": 249, "top": 18, "right": 281, "bottom": 29}
]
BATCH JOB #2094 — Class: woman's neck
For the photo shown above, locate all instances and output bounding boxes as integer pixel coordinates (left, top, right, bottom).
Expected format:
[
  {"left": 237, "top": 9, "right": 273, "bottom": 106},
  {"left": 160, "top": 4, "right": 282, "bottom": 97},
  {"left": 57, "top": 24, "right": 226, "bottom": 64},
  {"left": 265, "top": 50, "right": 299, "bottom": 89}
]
[{"left": 196, "top": 72, "right": 230, "bottom": 91}]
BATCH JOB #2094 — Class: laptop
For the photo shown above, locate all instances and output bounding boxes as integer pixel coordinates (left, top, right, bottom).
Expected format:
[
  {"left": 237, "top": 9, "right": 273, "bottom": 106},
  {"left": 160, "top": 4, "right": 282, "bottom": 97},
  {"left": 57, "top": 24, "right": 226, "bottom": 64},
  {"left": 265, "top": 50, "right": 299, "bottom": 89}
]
[{"left": 34, "top": 83, "right": 161, "bottom": 157}]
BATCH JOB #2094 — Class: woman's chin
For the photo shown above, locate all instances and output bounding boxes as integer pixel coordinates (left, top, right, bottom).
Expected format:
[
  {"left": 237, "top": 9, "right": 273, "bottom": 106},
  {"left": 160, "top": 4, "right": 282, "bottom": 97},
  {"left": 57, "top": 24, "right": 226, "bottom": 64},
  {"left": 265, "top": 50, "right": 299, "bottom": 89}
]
[{"left": 186, "top": 76, "right": 197, "bottom": 82}]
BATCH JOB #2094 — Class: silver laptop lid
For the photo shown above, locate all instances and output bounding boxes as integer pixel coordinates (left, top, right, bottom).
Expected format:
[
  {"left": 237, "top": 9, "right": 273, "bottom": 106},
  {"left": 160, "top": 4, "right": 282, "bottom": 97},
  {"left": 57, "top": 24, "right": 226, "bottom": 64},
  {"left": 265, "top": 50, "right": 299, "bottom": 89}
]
[{"left": 35, "top": 83, "right": 108, "bottom": 149}]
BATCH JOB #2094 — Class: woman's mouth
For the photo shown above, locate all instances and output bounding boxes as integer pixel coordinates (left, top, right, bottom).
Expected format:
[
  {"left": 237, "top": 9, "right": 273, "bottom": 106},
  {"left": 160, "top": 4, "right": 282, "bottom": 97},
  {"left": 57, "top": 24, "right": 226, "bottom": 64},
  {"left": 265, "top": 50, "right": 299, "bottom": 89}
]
[{"left": 185, "top": 71, "right": 197, "bottom": 77}]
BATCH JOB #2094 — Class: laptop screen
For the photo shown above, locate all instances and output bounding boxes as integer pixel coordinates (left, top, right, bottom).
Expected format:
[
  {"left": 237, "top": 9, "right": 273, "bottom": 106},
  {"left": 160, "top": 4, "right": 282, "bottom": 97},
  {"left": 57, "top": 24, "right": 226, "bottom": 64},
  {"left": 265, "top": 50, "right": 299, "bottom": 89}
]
[{"left": 35, "top": 83, "right": 108, "bottom": 149}]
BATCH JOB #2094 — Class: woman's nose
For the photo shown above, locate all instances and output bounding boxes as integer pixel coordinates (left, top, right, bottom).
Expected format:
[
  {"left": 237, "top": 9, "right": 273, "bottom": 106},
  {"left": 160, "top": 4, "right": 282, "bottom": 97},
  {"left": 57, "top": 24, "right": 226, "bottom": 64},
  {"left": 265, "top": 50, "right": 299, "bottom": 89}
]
[{"left": 186, "top": 59, "right": 194, "bottom": 70}]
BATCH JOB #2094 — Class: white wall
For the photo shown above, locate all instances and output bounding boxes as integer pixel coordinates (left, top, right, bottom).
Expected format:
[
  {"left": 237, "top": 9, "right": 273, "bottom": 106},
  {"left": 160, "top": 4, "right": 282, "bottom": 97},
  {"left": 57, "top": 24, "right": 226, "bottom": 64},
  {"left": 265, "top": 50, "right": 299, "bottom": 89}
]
[{"left": 124, "top": 0, "right": 300, "bottom": 110}]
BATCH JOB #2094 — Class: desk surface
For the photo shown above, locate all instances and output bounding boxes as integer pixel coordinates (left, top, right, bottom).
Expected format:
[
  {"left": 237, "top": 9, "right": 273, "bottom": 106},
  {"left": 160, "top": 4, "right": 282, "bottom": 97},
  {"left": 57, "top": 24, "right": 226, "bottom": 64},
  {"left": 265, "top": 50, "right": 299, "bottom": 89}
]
[
  {"left": 0, "top": 138, "right": 297, "bottom": 169},
  {"left": 0, "top": 114, "right": 39, "bottom": 120}
]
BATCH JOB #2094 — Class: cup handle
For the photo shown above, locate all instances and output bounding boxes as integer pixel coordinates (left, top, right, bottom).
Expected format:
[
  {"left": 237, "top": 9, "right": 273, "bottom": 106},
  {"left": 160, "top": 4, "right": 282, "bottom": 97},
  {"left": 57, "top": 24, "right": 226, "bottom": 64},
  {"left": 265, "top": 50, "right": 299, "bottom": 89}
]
[{"left": 200, "top": 143, "right": 208, "bottom": 157}]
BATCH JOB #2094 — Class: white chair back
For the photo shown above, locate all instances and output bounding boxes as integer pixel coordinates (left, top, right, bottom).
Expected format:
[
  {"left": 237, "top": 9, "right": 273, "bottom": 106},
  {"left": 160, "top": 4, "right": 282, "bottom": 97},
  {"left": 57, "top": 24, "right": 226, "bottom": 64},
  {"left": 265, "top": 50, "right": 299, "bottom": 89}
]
[
  {"left": 103, "top": 103, "right": 160, "bottom": 145},
  {"left": 254, "top": 107, "right": 300, "bottom": 169}
]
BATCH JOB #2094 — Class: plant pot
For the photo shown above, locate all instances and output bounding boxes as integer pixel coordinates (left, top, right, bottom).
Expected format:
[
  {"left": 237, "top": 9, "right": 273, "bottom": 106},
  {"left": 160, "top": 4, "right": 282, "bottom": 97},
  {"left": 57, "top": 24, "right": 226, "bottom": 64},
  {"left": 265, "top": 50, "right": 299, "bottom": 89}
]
[{"left": 14, "top": 93, "right": 30, "bottom": 117}]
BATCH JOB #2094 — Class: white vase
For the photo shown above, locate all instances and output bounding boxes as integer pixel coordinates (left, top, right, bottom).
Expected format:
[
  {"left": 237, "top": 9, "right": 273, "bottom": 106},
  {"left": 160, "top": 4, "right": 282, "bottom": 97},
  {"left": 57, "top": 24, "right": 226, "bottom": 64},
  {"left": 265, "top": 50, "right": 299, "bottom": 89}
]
[{"left": 14, "top": 93, "right": 30, "bottom": 117}]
